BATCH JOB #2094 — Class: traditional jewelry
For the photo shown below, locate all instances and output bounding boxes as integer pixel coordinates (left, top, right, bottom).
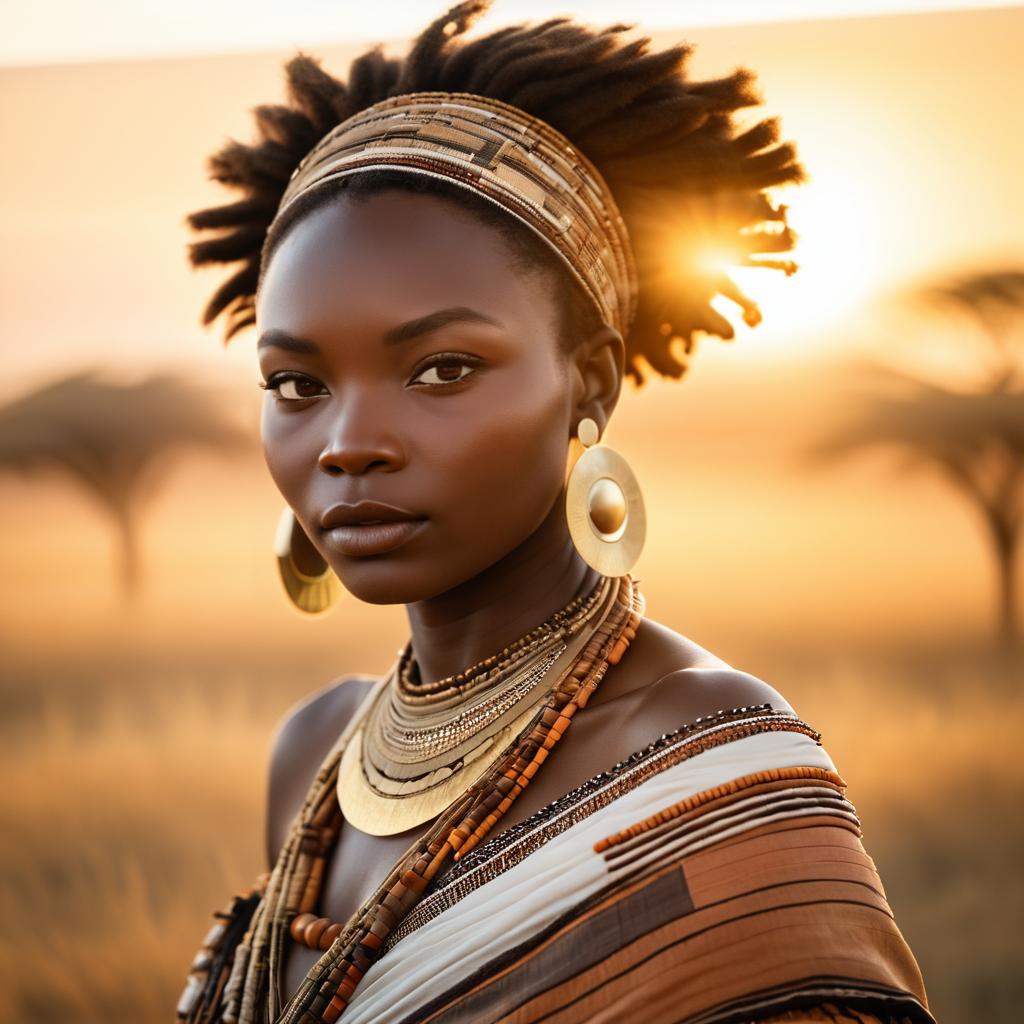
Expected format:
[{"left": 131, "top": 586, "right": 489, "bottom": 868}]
[
  {"left": 273, "top": 91, "right": 639, "bottom": 341},
  {"left": 274, "top": 505, "right": 342, "bottom": 615},
  {"left": 337, "top": 576, "right": 613, "bottom": 835},
  {"left": 396, "top": 578, "right": 607, "bottom": 702},
  {"left": 181, "top": 573, "right": 642, "bottom": 1023},
  {"left": 278, "top": 573, "right": 643, "bottom": 1021},
  {"left": 564, "top": 417, "right": 646, "bottom": 577}
]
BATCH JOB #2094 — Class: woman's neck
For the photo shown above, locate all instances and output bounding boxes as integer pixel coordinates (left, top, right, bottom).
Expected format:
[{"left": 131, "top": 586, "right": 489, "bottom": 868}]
[{"left": 403, "top": 498, "right": 602, "bottom": 685}]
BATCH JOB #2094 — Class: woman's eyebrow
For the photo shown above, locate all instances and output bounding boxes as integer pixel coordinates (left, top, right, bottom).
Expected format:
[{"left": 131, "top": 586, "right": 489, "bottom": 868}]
[
  {"left": 382, "top": 306, "right": 503, "bottom": 345},
  {"left": 257, "top": 330, "right": 319, "bottom": 354},
  {"left": 256, "top": 307, "right": 503, "bottom": 355}
]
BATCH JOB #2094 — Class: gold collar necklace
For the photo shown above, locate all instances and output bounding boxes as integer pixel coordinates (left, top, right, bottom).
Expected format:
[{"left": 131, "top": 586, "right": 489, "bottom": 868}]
[{"left": 337, "top": 576, "right": 614, "bottom": 835}]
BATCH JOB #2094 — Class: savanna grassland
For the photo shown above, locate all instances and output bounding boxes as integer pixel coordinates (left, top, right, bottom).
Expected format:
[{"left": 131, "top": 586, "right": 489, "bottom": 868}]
[{"left": 1, "top": 642, "right": 1019, "bottom": 1023}]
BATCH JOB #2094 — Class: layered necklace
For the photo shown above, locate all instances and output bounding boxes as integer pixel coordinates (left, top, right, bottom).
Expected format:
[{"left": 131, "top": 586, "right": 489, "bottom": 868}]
[
  {"left": 336, "top": 576, "right": 611, "bottom": 835},
  {"left": 204, "top": 573, "right": 644, "bottom": 1024}
]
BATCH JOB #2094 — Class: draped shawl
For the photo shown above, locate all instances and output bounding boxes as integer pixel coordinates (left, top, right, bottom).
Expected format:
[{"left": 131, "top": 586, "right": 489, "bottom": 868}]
[{"left": 178, "top": 702, "right": 934, "bottom": 1024}]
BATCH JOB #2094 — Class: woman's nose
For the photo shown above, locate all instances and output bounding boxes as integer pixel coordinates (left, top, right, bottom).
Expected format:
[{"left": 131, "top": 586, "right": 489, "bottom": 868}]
[{"left": 317, "top": 398, "right": 406, "bottom": 476}]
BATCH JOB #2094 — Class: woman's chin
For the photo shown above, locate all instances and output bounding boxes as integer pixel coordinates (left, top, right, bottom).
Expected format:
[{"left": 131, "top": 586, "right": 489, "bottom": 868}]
[
  {"left": 333, "top": 546, "right": 522, "bottom": 606},
  {"left": 332, "top": 560, "right": 458, "bottom": 606}
]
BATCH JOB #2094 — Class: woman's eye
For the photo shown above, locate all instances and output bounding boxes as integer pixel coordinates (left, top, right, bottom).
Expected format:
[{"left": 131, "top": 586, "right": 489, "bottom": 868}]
[
  {"left": 260, "top": 373, "right": 326, "bottom": 401},
  {"left": 409, "top": 358, "right": 479, "bottom": 387}
]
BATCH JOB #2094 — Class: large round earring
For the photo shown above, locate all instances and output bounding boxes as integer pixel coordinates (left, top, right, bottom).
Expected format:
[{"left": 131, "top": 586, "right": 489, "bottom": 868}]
[
  {"left": 273, "top": 506, "right": 342, "bottom": 615},
  {"left": 564, "top": 416, "right": 646, "bottom": 577}
]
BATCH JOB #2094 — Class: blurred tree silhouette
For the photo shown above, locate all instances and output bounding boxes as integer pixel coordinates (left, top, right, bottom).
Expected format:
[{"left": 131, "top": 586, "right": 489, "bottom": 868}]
[
  {"left": 916, "top": 270, "right": 1024, "bottom": 389},
  {"left": 0, "top": 370, "right": 252, "bottom": 600},
  {"left": 809, "top": 269, "right": 1024, "bottom": 650}
]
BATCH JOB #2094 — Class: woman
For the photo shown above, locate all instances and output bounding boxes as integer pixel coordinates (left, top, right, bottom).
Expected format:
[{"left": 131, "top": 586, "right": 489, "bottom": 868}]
[{"left": 177, "top": 3, "right": 934, "bottom": 1022}]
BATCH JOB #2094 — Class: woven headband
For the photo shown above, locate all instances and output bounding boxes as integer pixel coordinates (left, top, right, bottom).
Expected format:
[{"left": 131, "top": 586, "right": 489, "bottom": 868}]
[{"left": 274, "top": 91, "right": 639, "bottom": 340}]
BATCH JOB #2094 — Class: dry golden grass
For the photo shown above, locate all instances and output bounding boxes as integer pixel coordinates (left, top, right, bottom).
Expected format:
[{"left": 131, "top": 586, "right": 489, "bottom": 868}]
[
  {"left": 1, "top": 652, "right": 1020, "bottom": 1022},
  {"left": 1, "top": 681, "right": 270, "bottom": 1021}
]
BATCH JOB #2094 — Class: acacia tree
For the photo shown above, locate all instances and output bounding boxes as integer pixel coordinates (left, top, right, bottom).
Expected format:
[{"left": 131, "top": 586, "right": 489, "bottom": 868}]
[
  {"left": 0, "top": 370, "right": 252, "bottom": 599},
  {"left": 809, "top": 269, "right": 1024, "bottom": 650}
]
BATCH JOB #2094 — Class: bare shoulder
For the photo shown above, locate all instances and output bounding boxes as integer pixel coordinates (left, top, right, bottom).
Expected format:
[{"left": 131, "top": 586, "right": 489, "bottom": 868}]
[
  {"left": 590, "top": 614, "right": 797, "bottom": 724},
  {"left": 265, "top": 673, "right": 378, "bottom": 867},
  {"left": 641, "top": 661, "right": 798, "bottom": 721}
]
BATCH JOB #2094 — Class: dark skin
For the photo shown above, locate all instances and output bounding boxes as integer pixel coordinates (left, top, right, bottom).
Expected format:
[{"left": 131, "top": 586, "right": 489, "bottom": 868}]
[{"left": 255, "top": 189, "right": 795, "bottom": 1003}]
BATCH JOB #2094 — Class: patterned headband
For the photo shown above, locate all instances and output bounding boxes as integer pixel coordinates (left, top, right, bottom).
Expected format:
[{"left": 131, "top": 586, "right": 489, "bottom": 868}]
[{"left": 274, "top": 91, "right": 639, "bottom": 340}]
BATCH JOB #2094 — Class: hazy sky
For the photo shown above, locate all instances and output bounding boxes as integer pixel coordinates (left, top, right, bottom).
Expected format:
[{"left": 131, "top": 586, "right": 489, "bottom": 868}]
[
  {"left": 3, "top": 1, "right": 1017, "bottom": 66},
  {"left": 2, "top": 4, "right": 1020, "bottom": 399},
  {"left": 1, "top": 5, "right": 1020, "bottom": 655}
]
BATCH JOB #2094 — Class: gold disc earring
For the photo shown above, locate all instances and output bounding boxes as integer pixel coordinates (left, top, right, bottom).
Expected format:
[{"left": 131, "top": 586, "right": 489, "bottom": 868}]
[
  {"left": 564, "top": 416, "right": 646, "bottom": 577},
  {"left": 273, "top": 506, "right": 342, "bottom": 615}
]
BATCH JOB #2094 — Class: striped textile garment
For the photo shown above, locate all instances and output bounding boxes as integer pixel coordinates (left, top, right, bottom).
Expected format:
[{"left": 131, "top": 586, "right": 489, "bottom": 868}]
[{"left": 332, "top": 704, "right": 934, "bottom": 1024}]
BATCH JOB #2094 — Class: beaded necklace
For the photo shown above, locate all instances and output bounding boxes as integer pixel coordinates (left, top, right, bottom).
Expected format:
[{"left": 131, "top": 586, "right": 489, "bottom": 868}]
[
  {"left": 395, "top": 580, "right": 606, "bottom": 701},
  {"left": 336, "top": 576, "right": 615, "bottom": 834},
  {"left": 210, "top": 573, "right": 643, "bottom": 1024}
]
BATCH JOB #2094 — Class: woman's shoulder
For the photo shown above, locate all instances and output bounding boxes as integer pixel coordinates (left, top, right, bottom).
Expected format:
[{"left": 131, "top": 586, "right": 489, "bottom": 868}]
[
  {"left": 269, "top": 672, "right": 378, "bottom": 753},
  {"left": 265, "top": 673, "right": 378, "bottom": 865},
  {"left": 530, "top": 615, "right": 804, "bottom": 808},
  {"left": 589, "top": 613, "right": 797, "bottom": 720}
]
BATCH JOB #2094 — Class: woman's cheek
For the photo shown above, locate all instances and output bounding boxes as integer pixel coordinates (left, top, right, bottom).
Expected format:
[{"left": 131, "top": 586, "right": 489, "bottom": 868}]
[
  {"left": 433, "top": 385, "right": 566, "bottom": 526},
  {"left": 260, "top": 405, "right": 319, "bottom": 510}
]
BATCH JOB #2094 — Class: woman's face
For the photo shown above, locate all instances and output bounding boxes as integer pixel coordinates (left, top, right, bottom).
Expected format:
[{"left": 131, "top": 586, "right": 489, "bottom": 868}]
[{"left": 255, "top": 189, "right": 579, "bottom": 605}]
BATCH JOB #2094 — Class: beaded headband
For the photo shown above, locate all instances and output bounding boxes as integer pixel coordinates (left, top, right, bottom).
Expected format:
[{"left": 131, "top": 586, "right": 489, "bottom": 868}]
[{"left": 274, "top": 91, "right": 639, "bottom": 340}]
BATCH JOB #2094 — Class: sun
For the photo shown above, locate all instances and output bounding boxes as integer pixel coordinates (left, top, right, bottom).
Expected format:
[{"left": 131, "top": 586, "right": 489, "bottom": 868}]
[{"left": 707, "top": 169, "right": 883, "bottom": 347}]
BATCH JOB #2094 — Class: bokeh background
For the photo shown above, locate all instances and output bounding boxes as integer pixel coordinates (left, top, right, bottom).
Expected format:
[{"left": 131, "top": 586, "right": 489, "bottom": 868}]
[{"left": 2, "top": 2, "right": 1021, "bottom": 1020}]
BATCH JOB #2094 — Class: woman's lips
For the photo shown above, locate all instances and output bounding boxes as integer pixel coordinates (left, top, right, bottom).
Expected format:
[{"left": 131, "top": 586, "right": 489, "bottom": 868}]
[{"left": 321, "top": 518, "right": 427, "bottom": 556}]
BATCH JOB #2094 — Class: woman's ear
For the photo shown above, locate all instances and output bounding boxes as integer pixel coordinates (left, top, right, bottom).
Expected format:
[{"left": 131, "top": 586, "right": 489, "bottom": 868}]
[{"left": 569, "top": 323, "right": 625, "bottom": 436}]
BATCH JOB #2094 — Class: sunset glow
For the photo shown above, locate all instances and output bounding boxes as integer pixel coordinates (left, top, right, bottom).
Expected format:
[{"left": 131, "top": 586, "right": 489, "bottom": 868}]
[{"left": 725, "top": 172, "right": 882, "bottom": 342}]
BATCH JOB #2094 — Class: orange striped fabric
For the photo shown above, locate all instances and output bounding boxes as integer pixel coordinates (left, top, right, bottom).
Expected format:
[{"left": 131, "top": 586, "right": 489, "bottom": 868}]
[{"left": 386, "top": 759, "right": 933, "bottom": 1023}]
